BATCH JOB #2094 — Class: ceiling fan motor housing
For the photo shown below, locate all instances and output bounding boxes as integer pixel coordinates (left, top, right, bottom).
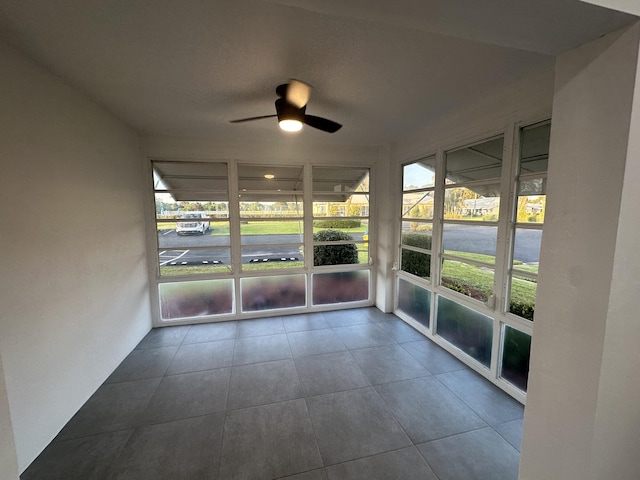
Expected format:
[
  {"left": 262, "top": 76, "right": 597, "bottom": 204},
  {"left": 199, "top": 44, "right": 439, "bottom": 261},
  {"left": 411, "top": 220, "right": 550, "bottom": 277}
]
[{"left": 275, "top": 97, "right": 305, "bottom": 122}]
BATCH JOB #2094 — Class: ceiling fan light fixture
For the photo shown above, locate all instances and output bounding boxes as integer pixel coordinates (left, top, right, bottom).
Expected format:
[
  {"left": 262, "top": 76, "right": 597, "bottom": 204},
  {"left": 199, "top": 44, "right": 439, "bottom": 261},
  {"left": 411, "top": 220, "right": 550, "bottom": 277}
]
[{"left": 279, "top": 119, "right": 303, "bottom": 132}]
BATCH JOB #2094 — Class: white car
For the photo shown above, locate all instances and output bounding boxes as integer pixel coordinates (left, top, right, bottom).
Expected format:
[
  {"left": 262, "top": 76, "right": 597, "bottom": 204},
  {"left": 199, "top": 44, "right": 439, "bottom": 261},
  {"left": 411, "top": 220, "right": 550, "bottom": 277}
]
[{"left": 176, "top": 212, "right": 210, "bottom": 235}]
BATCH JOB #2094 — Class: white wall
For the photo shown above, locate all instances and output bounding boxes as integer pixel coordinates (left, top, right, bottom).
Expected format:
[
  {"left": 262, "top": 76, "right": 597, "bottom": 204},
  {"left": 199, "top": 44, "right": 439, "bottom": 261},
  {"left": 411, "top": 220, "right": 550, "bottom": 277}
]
[
  {"left": 0, "top": 40, "right": 152, "bottom": 472},
  {"left": 520, "top": 23, "right": 640, "bottom": 479},
  {"left": 0, "top": 355, "right": 18, "bottom": 480}
]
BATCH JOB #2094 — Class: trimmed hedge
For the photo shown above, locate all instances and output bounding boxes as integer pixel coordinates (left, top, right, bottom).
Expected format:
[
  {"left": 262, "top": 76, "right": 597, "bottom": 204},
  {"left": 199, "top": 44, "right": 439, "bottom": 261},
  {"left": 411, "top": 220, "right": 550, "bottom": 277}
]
[
  {"left": 313, "top": 219, "right": 361, "bottom": 229},
  {"left": 313, "top": 229, "right": 358, "bottom": 266},
  {"left": 401, "top": 233, "right": 432, "bottom": 278}
]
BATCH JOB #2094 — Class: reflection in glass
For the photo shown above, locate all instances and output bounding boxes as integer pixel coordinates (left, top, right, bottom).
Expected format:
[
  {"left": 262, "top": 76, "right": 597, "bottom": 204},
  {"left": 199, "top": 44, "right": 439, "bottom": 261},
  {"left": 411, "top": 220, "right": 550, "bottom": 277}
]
[
  {"left": 159, "top": 279, "right": 233, "bottom": 320},
  {"left": 238, "top": 164, "right": 304, "bottom": 192},
  {"left": 444, "top": 186, "right": 500, "bottom": 221},
  {"left": 442, "top": 224, "right": 498, "bottom": 260},
  {"left": 441, "top": 259, "right": 494, "bottom": 303},
  {"left": 520, "top": 122, "right": 550, "bottom": 174},
  {"left": 159, "top": 248, "right": 231, "bottom": 276},
  {"left": 241, "top": 275, "right": 306, "bottom": 312},
  {"left": 402, "top": 192, "right": 434, "bottom": 219},
  {"left": 313, "top": 271, "right": 369, "bottom": 305},
  {"left": 403, "top": 158, "right": 436, "bottom": 190},
  {"left": 153, "top": 161, "right": 229, "bottom": 192},
  {"left": 397, "top": 278, "right": 430, "bottom": 328},
  {"left": 436, "top": 295, "right": 493, "bottom": 367},
  {"left": 313, "top": 166, "right": 369, "bottom": 193},
  {"left": 501, "top": 325, "right": 531, "bottom": 391},
  {"left": 445, "top": 136, "right": 504, "bottom": 184},
  {"left": 401, "top": 248, "right": 431, "bottom": 280}
]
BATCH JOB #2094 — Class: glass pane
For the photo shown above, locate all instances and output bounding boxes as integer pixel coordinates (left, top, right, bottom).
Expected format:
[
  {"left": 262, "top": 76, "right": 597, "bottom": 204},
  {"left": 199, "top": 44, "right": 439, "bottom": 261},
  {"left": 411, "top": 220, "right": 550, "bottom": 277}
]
[
  {"left": 240, "top": 220, "right": 303, "bottom": 244},
  {"left": 442, "top": 224, "right": 497, "bottom": 261},
  {"left": 401, "top": 229, "right": 432, "bottom": 249},
  {"left": 239, "top": 199, "right": 303, "bottom": 218},
  {"left": 313, "top": 221, "right": 368, "bottom": 237},
  {"left": 313, "top": 228, "right": 368, "bottom": 266},
  {"left": 401, "top": 221, "right": 432, "bottom": 237},
  {"left": 157, "top": 220, "right": 230, "bottom": 248},
  {"left": 444, "top": 186, "right": 500, "bottom": 221},
  {"left": 515, "top": 194, "right": 546, "bottom": 223},
  {"left": 397, "top": 278, "right": 431, "bottom": 328},
  {"left": 509, "top": 275, "right": 537, "bottom": 321},
  {"left": 241, "top": 274, "right": 306, "bottom": 312},
  {"left": 501, "top": 325, "right": 532, "bottom": 391},
  {"left": 436, "top": 295, "right": 493, "bottom": 367},
  {"left": 313, "top": 166, "right": 369, "bottom": 193},
  {"left": 441, "top": 259, "right": 494, "bottom": 303},
  {"left": 403, "top": 158, "right": 436, "bottom": 190},
  {"left": 159, "top": 279, "right": 233, "bottom": 320},
  {"left": 401, "top": 248, "right": 431, "bottom": 280},
  {"left": 445, "top": 136, "right": 504, "bottom": 184},
  {"left": 312, "top": 194, "right": 369, "bottom": 218},
  {"left": 153, "top": 161, "right": 228, "bottom": 193},
  {"left": 241, "top": 246, "right": 303, "bottom": 267},
  {"left": 159, "top": 248, "right": 231, "bottom": 276},
  {"left": 513, "top": 228, "right": 542, "bottom": 266},
  {"left": 402, "top": 192, "right": 434, "bottom": 219},
  {"left": 520, "top": 123, "right": 550, "bottom": 174},
  {"left": 238, "top": 164, "right": 304, "bottom": 192},
  {"left": 155, "top": 194, "right": 230, "bottom": 220},
  {"left": 313, "top": 271, "right": 369, "bottom": 305}
]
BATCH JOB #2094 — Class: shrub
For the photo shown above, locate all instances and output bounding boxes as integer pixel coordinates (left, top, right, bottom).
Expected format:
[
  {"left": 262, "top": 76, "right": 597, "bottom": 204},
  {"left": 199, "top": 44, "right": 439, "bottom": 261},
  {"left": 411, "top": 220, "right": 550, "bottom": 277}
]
[
  {"left": 509, "top": 300, "right": 535, "bottom": 321},
  {"left": 313, "top": 219, "right": 361, "bottom": 229},
  {"left": 313, "top": 229, "right": 359, "bottom": 266},
  {"left": 401, "top": 233, "right": 432, "bottom": 278}
]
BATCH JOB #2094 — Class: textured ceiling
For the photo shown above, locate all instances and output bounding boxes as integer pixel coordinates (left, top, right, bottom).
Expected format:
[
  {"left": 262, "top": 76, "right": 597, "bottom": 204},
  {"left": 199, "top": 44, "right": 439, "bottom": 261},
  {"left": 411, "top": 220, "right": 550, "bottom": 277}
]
[{"left": 0, "top": 0, "right": 634, "bottom": 147}]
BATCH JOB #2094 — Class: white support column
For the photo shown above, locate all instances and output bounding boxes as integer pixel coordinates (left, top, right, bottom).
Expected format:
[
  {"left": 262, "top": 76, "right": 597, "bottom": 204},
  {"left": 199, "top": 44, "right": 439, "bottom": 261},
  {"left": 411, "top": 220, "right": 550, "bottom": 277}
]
[
  {"left": 375, "top": 143, "right": 397, "bottom": 312},
  {"left": 520, "top": 22, "right": 640, "bottom": 480},
  {"left": 0, "top": 355, "right": 19, "bottom": 480}
]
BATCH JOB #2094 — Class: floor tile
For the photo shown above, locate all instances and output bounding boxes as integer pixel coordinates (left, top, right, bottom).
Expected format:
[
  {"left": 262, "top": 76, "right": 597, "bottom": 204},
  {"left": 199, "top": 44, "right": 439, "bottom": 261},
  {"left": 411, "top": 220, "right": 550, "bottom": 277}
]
[
  {"left": 401, "top": 340, "right": 468, "bottom": 374},
  {"left": 136, "top": 326, "right": 190, "bottom": 349},
  {"left": 142, "top": 368, "right": 230, "bottom": 424},
  {"left": 219, "top": 399, "right": 323, "bottom": 479},
  {"left": 165, "top": 340, "right": 234, "bottom": 375},
  {"left": 359, "top": 307, "right": 400, "bottom": 323},
  {"left": 325, "top": 446, "right": 438, "bottom": 480},
  {"left": 21, "top": 430, "right": 132, "bottom": 480},
  {"left": 375, "top": 377, "right": 486, "bottom": 443},
  {"left": 333, "top": 324, "right": 395, "bottom": 350},
  {"left": 283, "top": 313, "right": 331, "bottom": 333},
  {"left": 287, "top": 328, "right": 347, "bottom": 357},
  {"left": 232, "top": 334, "right": 292, "bottom": 365},
  {"left": 417, "top": 427, "right": 520, "bottom": 480},
  {"left": 351, "top": 344, "right": 430, "bottom": 384},
  {"left": 227, "top": 359, "right": 303, "bottom": 410},
  {"left": 306, "top": 387, "right": 411, "bottom": 465},
  {"left": 237, "top": 317, "right": 285, "bottom": 337},
  {"left": 280, "top": 469, "right": 328, "bottom": 480},
  {"left": 495, "top": 418, "right": 524, "bottom": 452},
  {"left": 112, "top": 413, "right": 225, "bottom": 480},
  {"left": 106, "top": 346, "right": 178, "bottom": 383},
  {"left": 57, "top": 378, "right": 160, "bottom": 441},
  {"left": 375, "top": 320, "right": 426, "bottom": 343},
  {"left": 322, "top": 309, "right": 371, "bottom": 327},
  {"left": 436, "top": 370, "right": 524, "bottom": 426},
  {"left": 182, "top": 321, "right": 237, "bottom": 344},
  {"left": 294, "top": 351, "right": 370, "bottom": 396}
]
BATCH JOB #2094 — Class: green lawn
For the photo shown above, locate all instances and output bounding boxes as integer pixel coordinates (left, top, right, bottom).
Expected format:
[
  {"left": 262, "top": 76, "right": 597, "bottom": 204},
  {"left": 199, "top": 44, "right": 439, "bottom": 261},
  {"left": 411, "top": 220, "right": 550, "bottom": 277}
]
[{"left": 157, "top": 221, "right": 367, "bottom": 236}]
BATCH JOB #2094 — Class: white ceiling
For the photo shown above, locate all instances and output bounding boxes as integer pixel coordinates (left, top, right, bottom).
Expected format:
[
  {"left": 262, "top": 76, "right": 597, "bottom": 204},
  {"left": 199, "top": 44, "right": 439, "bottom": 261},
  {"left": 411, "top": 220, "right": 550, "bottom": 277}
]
[{"left": 0, "top": 0, "right": 635, "bottom": 147}]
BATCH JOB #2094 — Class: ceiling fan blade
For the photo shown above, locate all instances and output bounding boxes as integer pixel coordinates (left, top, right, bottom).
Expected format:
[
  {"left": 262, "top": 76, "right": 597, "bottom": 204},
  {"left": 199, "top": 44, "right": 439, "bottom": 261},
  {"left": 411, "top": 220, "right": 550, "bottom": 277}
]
[
  {"left": 303, "top": 114, "right": 342, "bottom": 133},
  {"left": 286, "top": 79, "right": 312, "bottom": 109},
  {"left": 229, "top": 114, "right": 277, "bottom": 123}
]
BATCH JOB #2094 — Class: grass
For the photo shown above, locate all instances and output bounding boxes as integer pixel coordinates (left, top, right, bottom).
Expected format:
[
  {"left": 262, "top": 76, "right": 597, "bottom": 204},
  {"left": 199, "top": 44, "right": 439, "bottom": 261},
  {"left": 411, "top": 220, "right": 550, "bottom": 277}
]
[{"left": 157, "top": 221, "right": 367, "bottom": 236}]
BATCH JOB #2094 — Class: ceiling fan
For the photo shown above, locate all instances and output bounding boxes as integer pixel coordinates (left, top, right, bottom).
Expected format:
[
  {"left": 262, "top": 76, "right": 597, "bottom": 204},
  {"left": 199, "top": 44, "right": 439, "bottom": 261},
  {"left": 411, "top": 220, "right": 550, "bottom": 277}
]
[{"left": 230, "top": 79, "right": 342, "bottom": 133}]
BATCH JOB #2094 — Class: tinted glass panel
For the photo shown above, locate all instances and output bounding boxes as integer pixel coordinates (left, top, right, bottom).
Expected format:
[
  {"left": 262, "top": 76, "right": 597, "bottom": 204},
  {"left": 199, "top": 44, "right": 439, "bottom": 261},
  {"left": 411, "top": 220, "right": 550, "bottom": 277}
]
[
  {"left": 241, "top": 275, "right": 306, "bottom": 312},
  {"left": 445, "top": 137, "right": 504, "bottom": 184},
  {"left": 501, "top": 325, "right": 532, "bottom": 391},
  {"left": 397, "top": 278, "right": 431, "bottom": 328},
  {"left": 159, "top": 279, "right": 233, "bottom": 320},
  {"left": 436, "top": 295, "right": 493, "bottom": 367},
  {"left": 313, "top": 271, "right": 369, "bottom": 305}
]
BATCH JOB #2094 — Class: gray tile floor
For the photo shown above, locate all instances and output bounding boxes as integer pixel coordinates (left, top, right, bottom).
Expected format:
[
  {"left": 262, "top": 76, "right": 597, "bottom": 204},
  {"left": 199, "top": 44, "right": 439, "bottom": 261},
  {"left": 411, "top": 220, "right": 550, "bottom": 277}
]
[{"left": 21, "top": 308, "right": 524, "bottom": 480}]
